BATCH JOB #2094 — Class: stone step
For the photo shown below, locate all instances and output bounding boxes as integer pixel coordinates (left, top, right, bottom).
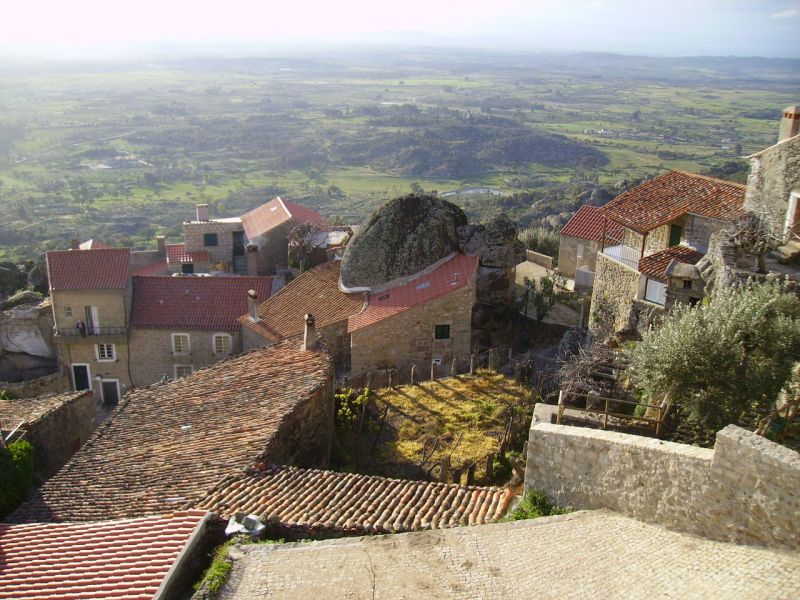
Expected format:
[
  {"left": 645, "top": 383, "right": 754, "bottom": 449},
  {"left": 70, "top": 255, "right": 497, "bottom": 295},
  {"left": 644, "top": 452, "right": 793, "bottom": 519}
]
[{"left": 776, "top": 239, "right": 800, "bottom": 265}]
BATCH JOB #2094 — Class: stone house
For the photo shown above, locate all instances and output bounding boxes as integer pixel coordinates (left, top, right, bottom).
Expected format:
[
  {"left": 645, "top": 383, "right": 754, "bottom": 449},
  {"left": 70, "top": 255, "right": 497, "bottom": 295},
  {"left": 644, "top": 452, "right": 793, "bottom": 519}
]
[
  {"left": 9, "top": 338, "right": 335, "bottom": 523},
  {"left": 182, "top": 199, "right": 330, "bottom": 276},
  {"left": 589, "top": 171, "right": 745, "bottom": 333},
  {"left": 347, "top": 253, "right": 478, "bottom": 376},
  {"left": 744, "top": 106, "right": 800, "bottom": 246},
  {"left": 128, "top": 275, "right": 273, "bottom": 386},
  {"left": 558, "top": 205, "right": 623, "bottom": 280},
  {"left": 46, "top": 248, "right": 134, "bottom": 405},
  {"left": 0, "top": 390, "right": 95, "bottom": 479},
  {"left": 240, "top": 261, "right": 365, "bottom": 369}
]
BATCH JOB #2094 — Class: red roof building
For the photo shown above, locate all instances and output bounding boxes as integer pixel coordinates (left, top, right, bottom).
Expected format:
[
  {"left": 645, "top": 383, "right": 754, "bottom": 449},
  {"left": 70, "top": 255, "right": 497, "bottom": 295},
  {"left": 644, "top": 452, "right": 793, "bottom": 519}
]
[
  {"left": 0, "top": 511, "right": 210, "bottom": 600},
  {"left": 560, "top": 205, "right": 623, "bottom": 242},
  {"left": 46, "top": 248, "right": 130, "bottom": 290},
  {"left": 348, "top": 253, "right": 479, "bottom": 333},
  {"left": 638, "top": 246, "right": 704, "bottom": 281},
  {"left": 241, "top": 197, "right": 329, "bottom": 240},
  {"left": 165, "top": 243, "right": 212, "bottom": 265},
  {"left": 131, "top": 275, "right": 273, "bottom": 331}
]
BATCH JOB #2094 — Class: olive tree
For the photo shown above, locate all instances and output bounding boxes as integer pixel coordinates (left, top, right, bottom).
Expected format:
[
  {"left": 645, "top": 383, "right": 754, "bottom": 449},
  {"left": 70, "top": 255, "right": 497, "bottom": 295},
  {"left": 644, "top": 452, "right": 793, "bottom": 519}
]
[{"left": 627, "top": 278, "right": 800, "bottom": 433}]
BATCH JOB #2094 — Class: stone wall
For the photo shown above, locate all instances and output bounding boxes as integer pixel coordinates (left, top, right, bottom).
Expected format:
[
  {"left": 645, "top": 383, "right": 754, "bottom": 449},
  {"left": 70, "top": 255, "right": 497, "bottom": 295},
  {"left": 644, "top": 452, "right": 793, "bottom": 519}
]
[
  {"left": 557, "top": 235, "right": 600, "bottom": 278},
  {"left": 745, "top": 134, "right": 800, "bottom": 241},
  {"left": 242, "top": 322, "right": 351, "bottom": 371},
  {"left": 129, "top": 328, "right": 243, "bottom": 388},
  {"left": 56, "top": 336, "right": 133, "bottom": 397},
  {"left": 183, "top": 220, "right": 243, "bottom": 266},
  {"left": 26, "top": 391, "right": 97, "bottom": 479},
  {"left": 525, "top": 421, "right": 800, "bottom": 550},
  {"left": 1, "top": 372, "right": 70, "bottom": 399},
  {"left": 525, "top": 250, "right": 553, "bottom": 270},
  {"left": 262, "top": 368, "right": 335, "bottom": 468},
  {"left": 589, "top": 253, "right": 641, "bottom": 336},
  {"left": 51, "top": 289, "right": 128, "bottom": 333},
  {"left": 250, "top": 222, "right": 291, "bottom": 276},
  {"left": 349, "top": 281, "right": 474, "bottom": 376},
  {"left": 685, "top": 215, "right": 724, "bottom": 253}
]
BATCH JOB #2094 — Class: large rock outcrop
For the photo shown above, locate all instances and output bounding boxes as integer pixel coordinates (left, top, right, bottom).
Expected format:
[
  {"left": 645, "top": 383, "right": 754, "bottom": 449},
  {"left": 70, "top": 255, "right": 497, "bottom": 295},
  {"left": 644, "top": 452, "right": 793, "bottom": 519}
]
[
  {"left": 340, "top": 194, "right": 467, "bottom": 289},
  {"left": 0, "top": 298, "right": 57, "bottom": 382}
]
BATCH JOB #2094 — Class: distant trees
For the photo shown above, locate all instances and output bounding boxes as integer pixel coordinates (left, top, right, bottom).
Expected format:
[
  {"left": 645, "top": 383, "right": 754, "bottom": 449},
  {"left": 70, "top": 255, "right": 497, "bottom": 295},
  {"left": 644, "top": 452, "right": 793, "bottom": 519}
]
[{"left": 627, "top": 278, "right": 800, "bottom": 433}]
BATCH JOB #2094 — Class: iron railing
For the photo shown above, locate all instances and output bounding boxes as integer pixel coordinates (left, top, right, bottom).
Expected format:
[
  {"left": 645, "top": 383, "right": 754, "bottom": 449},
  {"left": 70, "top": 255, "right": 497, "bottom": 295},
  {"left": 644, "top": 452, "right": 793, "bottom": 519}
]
[{"left": 55, "top": 326, "right": 127, "bottom": 337}]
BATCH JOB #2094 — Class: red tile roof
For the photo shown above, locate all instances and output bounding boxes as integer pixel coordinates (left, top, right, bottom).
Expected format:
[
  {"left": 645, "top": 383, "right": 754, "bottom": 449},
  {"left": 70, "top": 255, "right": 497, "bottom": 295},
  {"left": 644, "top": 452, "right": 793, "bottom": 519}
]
[
  {"left": 603, "top": 171, "right": 745, "bottom": 234},
  {"left": 240, "top": 261, "right": 364, "bottom": 342},
  {"left": 79, "top": 238, "right": 114, "bottom": 250},
  {"left": 0, "top": 511, "right": 209, "bottom": 600},
  {"left": 132, "top": 259, "right": 169, "bottom": 276},
  {"left": 198, "top": 465, "right": 513, "bottom": 535},
  {"left": 560, "top": 205, "right": 624, "bottom": 242},
  {"left": 241, "top": 197, "right": 329, "bottom": 240},
  {"left": 0, "top": 391, "right": 91, "bottom": 430},
  {"left": 638, "top": 246, "right": 704, "bottom": 280},
  {"left": 348, "top": 253, "right": 478, "bottom": 333},
  {"left": 46, "top": 248, "right": 130, "bottom": 290},
  {"left": 165, "top": 243, "right": 211, "bottom": 264},
  {"left": 9, "top": 341, "right": 332, "bottom": 523},
  {"left": 131, "top": 275, "right": 273, "bottom": 331}
]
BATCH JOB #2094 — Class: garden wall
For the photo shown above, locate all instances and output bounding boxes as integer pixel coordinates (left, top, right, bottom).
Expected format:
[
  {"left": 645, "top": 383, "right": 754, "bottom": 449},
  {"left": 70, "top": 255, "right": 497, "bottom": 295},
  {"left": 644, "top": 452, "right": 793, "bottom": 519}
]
[{"left": 525, "top": 420, "right": 800, "bottom": 550}]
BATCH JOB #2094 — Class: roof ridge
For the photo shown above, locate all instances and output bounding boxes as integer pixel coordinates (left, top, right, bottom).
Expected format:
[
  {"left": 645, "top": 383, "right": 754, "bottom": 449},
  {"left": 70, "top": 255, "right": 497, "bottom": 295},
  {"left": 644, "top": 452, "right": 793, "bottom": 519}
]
[{"left": 672, "top": 170, "right": 747, "bottom": 189}]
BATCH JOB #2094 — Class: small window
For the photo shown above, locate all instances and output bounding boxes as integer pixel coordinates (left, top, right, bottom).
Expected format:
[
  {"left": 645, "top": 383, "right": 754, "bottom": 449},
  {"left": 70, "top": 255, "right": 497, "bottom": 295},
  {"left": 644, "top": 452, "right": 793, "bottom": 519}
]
[
  {"left": 181, "top": 263, "right": 194, "bottom": 274},
  {"left": 683, "top": 280, "right": 692, "bottom": 290},
  {"left": 213, "top": 333, "right": 232, "bottom": 355},
  {"left": 174, "top": 365, "right": 194, "bottom": 379},
  {"left": 172, "top": 333, "right": 190, "bottom": 354},
  {"left": 64, "top": 306, "right": 73, "bottom": 317},
  {"left": 203, "top": 233, "right": 218, "bottom": 247},
  {"left": 96, "top": 343, "right": 115, "bottom": 361},
  {"left": 434, "top": 324, "right": 451, "bottom": 340}
]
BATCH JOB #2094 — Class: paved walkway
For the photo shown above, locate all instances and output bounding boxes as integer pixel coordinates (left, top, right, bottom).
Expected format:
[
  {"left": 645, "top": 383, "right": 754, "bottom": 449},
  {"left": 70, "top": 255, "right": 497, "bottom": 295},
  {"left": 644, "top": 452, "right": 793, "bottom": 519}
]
[{"left": 219, "top": 510, "right": 799, "bottom": 599}]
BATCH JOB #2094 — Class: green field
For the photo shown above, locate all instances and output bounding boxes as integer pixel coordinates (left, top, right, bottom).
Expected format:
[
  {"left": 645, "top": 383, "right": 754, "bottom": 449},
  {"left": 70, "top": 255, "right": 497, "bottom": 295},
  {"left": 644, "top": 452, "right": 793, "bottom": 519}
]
[{"left": 0, "top": 50, "right": 797, "bottom": 260}]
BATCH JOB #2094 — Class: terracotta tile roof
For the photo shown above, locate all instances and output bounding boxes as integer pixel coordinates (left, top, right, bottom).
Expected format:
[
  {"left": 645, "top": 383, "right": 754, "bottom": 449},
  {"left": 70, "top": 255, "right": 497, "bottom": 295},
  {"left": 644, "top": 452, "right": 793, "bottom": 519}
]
[
  {"left": 560, "top": 205, "right": 624, "bottom": 242},
  {"left": 198, "top": 464, "right": 513, "bottom": 534},
  {"left": 241, "top": 197, "right": 329, "bottom": 240},
  {"left": 240, "top": 261, "right": 364, "bottom": 342},
  {"left": 348, "top": 254, "right": 478, "bottom": 333},
  {"left": 130, "top": 275, "right": 273, "bottom": 332},
  {"left": 0, "top": 391, "right": 91, "bottom": 431},
  {"left": 9, "top": 341, "right": 332, "bottom": 523},
  {"left": 0, "top": 511, "right": 209, "bottom": 600},
  {"left": 132, "top": 259, "right": 169, "bottom": 276},
  {"left": 46, "top": 248, "right": 130, "bottom": 290},
  {"left": 165, "top": 243, "right": 211, "bottom": 264},
  {"left": 638, "top": 246, "right": 704, "bottom": 280},
  {"left": 78, "top": 238, "right": 114, "bottom": 250},
  {"left": 602, "top": 170, "right": 745, "bottom": 234}
]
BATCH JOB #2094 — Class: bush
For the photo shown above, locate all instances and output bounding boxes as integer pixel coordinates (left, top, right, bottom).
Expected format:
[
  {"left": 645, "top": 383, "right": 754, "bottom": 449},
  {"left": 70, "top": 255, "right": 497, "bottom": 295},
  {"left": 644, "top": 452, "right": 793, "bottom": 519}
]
[
  {"left": 519, "top": 227, "right": 559, "bottom": 261},
  {"left": 505, "top": 489, "right": 571, "bottom": 521},
  {"left": 628, "top": 278, "right": 800, "bottom": 434},
  {"left": 335, "top": 387, "right": 371, "bottom": 427},
  {"left": 0, "top": 439, "right": 34, "bottom": 518}
]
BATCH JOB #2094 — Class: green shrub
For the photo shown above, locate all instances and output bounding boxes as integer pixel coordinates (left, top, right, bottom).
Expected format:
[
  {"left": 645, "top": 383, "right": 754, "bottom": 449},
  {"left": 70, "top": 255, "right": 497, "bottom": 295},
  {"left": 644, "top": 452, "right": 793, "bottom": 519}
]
[
  {"left": 335, "top": 387, "right": 371, "bottom": 427},
  {"left": 0, "top": 439, "right": 34, "bottom": 518},
  {"left": 519, "top": 227, "right": 560, "bottom": 262},
  {"left": 505, "top": 489, "right": 571, "bottom": 521}
]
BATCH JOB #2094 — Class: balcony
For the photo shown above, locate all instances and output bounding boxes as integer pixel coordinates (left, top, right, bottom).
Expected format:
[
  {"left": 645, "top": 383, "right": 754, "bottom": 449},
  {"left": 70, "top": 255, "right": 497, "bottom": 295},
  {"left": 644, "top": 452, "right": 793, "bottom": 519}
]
[
  {"left": 600, "top": 244, "right": 640, "bottom": 271},
  {"left": 54, "top": 326, "right": 127, "bottom": 341}
]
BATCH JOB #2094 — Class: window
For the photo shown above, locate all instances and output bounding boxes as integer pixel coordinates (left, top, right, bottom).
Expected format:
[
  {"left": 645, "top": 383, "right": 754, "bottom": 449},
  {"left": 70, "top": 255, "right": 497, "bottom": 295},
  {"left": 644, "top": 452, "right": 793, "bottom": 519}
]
[
  {"left": 434, "top": 324, "right": 451, "bottom": 340},
  {"left": 213, "top": 333, "right": 232, "bottom": 355},
  {"left": 64, "top": 306, "right": 73, "bottom": 317},
  {"left": 683, "top": 280, "right": 693, "bottom": 290},
  {"left": 174, "top": 365, "right": 194, "bottom": 379},
  {"left": 96, "top": 343, "right": 115, "bottom": 361},
  {"left": 172, "top": 333, "right": 190, "bottom": 354},
  {"left": 644, "top": 278, "right": 667, "bottom": 306},
  {"left": 181, "top": 263, "right": 194, "bottom": 274},
  {"left": 203, "top": 233, "right": 218, "bottom": 247},
  {"left": 669, "top": 224, "right": 683, "bottom": 247}
]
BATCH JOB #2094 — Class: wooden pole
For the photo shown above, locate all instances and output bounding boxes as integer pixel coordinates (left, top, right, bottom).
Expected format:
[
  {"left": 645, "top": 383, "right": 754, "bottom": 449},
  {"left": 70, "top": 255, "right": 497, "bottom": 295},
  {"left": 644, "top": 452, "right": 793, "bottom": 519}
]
[
  {"left": 485, "top": 454, "right": 494, "bottom": 480},
  {"left": 439, "top": 456, "right": 450, "bottom": 483},
  {"left": 366, "top": 372, "right": 372, "bottom": 392},
  {"left": 466, "top": 464, "right": 476, "bottom": 486},
  {"left": 470, "top": 354, "right": 476, "bottom": 375},
  {"left": 450, "top": 357, "right": 458, "bottom": 377},
  {"left": 431, "top": 362, "right": 436, "bottom": 381},
  {"left": 410, "top": 364, "right": 417, "bottom": 385}
]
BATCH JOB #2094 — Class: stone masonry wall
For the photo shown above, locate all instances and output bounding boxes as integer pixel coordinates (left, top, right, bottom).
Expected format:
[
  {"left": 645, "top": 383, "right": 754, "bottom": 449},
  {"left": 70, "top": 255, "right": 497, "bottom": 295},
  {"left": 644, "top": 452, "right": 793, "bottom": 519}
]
[
  {"left": 525, "top": 421, "right": 800, "bottom": 550},
  {"left": 589, "top": 253, "right": 641, "bottom": 336},
  {"left": 250, "top": 222, "right": 291, "bottom": 275},
  {"left": 685, "top": 215, "right": 724, "bottom": 253},
  {"left": 57, "top": 337, "right": 133, "bottom": 396},
  {"left": 349, "top": 281, "right": 474, "bottom": 377},
  {"left": 242, "top": 322, "right": 351, "bottom": 371},
  {"left": 745, "top": 134, "right": 800, "bottom": 241},
  {"left": 183, "top": 220, "right": 243, "bottom": 266},
  {"left": 557, "top": 235, "right": 600, "bottom": 278},
  {"left": 27, "top": 391, "right": 97, "bottom": 479},
  {"left": 129, "top": 328, "right": 243, "bottom": 388}
]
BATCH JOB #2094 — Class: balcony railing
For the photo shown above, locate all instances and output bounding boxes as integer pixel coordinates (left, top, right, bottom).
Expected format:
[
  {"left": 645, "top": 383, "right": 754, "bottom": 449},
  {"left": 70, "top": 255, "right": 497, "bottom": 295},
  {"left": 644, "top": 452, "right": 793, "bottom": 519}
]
[
  {"left": 600, "top": 244, "right": 640, "bottom": 270},
  {"left": 55, "top": 326, "right": 127, "bottom": 337}
]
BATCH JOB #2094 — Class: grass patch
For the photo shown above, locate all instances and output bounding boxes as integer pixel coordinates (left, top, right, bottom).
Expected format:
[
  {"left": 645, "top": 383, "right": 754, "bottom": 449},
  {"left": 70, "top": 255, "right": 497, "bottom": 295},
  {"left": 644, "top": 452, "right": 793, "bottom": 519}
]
[
  {"left": 194, "top": 540, "right": 235, "bottom": 596},
  {"left": 505, "top": 489, "right": 572, "bottom": 521}
]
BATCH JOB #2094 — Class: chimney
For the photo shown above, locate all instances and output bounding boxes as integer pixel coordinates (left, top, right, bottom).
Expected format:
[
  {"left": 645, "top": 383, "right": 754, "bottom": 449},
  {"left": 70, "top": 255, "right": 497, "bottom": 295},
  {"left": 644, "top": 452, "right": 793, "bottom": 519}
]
[
  {"left": 779, "top": 106, "right": 800, "bottom": 143},
  {"left": 303, "top": 313, "right": 316, "bottom": 350},
  {"left": 156, "top": 235, "right": 166, "bottom": 256},
  {"left": 70, "top": 239, "right": 80, "bottom": 250},
  {"left": 246, "top": 244, "right": 259, "bottom": 276},
  {"left": 196, "top": 204, "right": 210, "bottom": 222},
  {"left": 247, "top": 289, "right": 259, "bottom": 322}
]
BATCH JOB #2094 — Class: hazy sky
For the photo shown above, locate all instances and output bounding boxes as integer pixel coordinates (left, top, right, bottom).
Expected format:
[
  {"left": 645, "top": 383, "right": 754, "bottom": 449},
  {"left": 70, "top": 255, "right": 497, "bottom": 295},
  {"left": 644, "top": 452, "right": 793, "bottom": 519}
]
[{"left": 2, "top": 0, "right": 799, "bottom": 58}]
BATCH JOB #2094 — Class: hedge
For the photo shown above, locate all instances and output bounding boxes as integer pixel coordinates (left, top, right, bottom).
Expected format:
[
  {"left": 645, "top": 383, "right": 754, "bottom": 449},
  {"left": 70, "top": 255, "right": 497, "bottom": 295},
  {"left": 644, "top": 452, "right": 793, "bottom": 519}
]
[{"left": 0, "top": 439, "right": 34, "bottom": 518}]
